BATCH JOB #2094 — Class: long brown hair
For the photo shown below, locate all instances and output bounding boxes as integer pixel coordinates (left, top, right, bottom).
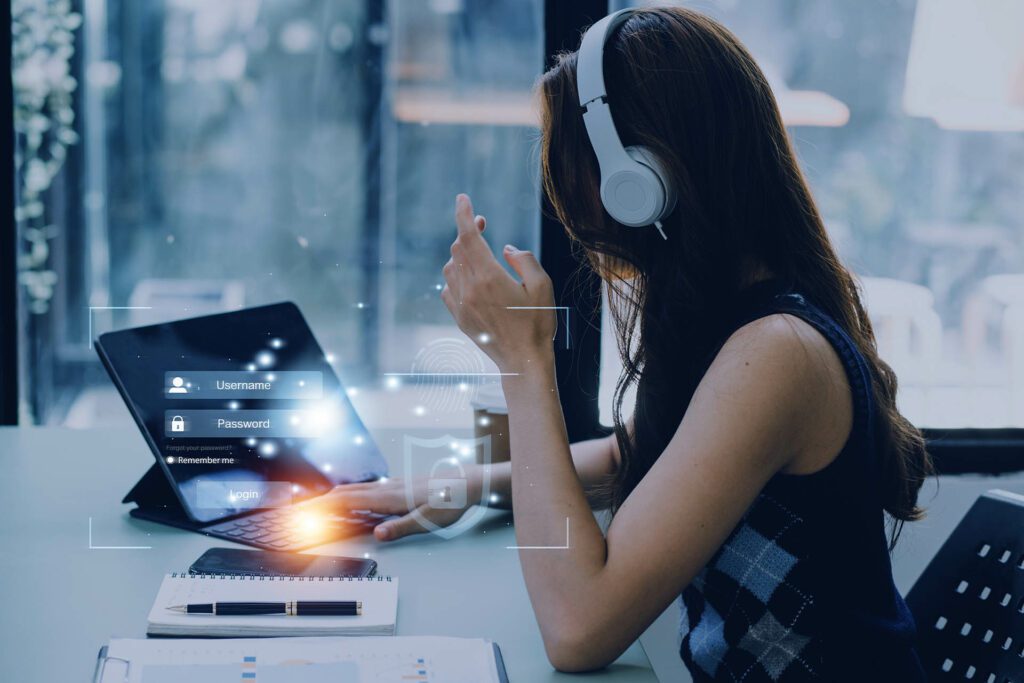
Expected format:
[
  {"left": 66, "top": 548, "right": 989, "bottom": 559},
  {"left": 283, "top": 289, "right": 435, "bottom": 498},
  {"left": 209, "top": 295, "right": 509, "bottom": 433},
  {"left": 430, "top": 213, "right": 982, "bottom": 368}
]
[{"left": 538, "top": 7, "right": 931, "bottom": 546}]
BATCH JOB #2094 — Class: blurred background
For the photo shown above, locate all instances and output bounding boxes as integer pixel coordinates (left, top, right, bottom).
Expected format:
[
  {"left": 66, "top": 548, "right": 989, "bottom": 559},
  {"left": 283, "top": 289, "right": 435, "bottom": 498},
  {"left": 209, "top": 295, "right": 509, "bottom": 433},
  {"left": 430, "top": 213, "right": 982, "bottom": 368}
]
[{"left": 11, "top": 0, "right": 1024, "bottom": 431}]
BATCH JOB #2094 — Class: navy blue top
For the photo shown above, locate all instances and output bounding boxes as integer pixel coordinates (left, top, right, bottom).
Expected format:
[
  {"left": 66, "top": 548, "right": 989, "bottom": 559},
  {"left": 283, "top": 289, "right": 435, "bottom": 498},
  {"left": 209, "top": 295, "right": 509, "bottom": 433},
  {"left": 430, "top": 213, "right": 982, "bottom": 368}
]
[{"left": 678, "top": 281, "right": 925, "bottom": 682}]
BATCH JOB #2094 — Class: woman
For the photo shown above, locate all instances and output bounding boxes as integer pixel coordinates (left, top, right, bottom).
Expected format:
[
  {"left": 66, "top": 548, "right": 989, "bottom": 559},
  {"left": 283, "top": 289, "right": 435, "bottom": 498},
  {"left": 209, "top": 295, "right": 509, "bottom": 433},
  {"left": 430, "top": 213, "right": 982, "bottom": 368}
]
[{"left": 327, "top": 7, "right": 930, "bottom": 680}]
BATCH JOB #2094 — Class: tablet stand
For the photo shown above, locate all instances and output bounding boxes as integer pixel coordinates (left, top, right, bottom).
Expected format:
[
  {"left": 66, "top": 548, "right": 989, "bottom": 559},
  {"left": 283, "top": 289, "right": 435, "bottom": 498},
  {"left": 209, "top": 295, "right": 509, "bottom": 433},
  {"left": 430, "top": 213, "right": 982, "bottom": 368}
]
[{"left": 122, "top": 464, "right": 205, "bottom": 532}]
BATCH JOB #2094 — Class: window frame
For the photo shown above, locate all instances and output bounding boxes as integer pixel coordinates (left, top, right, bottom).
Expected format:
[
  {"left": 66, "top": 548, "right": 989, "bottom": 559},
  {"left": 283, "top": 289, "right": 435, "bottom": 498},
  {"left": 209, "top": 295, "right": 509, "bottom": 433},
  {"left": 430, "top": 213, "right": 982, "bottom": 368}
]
[
  {"left": 925, "top": 429, "right": 1024, "bottom": 474},
  {"left": 541, "top": 0, "right": 610, "bottom": 444},
  {"left": 1, "top": 0, "right": 17, "bottom": 426}
]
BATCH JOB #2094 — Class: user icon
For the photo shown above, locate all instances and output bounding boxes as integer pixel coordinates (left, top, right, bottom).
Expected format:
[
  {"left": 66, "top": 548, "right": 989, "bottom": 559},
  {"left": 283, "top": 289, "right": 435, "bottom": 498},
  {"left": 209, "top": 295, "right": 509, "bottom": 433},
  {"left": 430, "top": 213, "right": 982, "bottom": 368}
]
[{"left": 168, "top": 376, "right": 188, "bottom": 394}]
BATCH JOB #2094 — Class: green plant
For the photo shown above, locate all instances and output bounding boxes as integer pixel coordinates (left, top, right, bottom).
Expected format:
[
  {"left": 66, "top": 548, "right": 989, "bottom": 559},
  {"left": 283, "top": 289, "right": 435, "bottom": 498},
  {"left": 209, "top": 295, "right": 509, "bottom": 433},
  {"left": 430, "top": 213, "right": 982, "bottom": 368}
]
[{"left": 12, "top": 0, "right": 81, "bottom": 314}]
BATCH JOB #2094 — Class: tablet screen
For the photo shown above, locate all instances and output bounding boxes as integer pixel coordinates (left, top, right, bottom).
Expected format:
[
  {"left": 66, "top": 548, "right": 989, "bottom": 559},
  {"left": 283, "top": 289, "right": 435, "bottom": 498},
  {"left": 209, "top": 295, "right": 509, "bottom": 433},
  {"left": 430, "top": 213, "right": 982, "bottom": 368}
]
[{"left": 97, "top": 302, "right": 387, "bottom": 523}]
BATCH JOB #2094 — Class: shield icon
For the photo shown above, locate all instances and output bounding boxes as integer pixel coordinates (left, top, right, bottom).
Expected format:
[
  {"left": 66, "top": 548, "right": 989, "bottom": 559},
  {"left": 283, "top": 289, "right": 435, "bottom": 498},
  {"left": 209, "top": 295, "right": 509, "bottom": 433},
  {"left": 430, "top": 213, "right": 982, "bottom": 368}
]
[{"left": 403, "top": 434, "right": 492, "bottom": 540}]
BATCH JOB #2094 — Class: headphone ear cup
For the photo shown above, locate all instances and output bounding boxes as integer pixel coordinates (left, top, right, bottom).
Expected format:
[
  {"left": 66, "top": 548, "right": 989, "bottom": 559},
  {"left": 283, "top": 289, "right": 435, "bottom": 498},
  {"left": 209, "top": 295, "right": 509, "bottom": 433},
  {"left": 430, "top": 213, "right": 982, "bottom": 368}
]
[
  {"left": 600, "top": 159, "right": 666, "bottom": 228},
  {"left": 624, "top": 145, "right": 677, "bottom": 220}
]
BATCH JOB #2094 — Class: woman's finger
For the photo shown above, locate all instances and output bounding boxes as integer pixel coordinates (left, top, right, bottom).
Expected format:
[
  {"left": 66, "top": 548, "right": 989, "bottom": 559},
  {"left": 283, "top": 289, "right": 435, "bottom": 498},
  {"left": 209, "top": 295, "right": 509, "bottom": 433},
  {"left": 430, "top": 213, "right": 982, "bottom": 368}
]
[
  {"left": 454, "top": 195, "right": 495, "bottom": 262},
  {"left": 503, "top": 245, "right": 550, "bottom": 290},
  {"left": 314, "top": 487, "right": 409, "bottom": 516},
  {"left": 374, "top": 510, "right": 428, "bottom": 541},
  {"left": 454, "top": 193, "right": 478, "bottom": 237},
  {"left": 329, "top": 481, "right": 386, "bottom": 492}
]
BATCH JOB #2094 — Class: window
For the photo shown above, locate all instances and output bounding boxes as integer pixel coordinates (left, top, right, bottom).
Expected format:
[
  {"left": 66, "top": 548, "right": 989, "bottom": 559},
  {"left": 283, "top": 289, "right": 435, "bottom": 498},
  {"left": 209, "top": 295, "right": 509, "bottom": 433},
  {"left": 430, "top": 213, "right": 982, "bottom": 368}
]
[
  {"left": 14, "top": 1, "right": 1024, "bottom": 438},
  {"left": 599, "top": 0, "right": 1024, "bottom": 429},
  {"left": 14, "top": 0, "right": 542, "bottom": 427}
]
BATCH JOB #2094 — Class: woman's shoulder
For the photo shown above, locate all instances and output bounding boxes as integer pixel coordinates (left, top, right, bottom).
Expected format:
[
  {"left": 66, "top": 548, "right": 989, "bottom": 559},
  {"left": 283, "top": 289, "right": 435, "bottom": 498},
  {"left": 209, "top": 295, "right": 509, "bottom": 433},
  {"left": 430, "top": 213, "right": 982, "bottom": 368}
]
[
  {"left": 717, "top": 310, "right": 844, "bottom": 381},
  {"left": 712, "top": 312, "right": 854, "bottom": 475}
]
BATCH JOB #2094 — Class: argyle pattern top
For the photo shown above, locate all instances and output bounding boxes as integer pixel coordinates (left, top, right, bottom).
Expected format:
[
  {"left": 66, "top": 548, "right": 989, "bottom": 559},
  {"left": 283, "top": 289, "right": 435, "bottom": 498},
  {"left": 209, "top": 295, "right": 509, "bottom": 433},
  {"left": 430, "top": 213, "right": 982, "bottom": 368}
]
[
  {"left": 681, "top": 493, "right": 820, "bottom": 681},
  {"left": 678, "top": 284, "right": 924, "bottom": 682}
]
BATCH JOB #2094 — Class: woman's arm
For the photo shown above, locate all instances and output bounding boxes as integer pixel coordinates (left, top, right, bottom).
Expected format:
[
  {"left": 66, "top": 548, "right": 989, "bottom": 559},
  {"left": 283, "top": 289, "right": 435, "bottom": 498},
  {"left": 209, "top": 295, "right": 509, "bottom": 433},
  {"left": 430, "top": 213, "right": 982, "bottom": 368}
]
[
  {"left": 315, "top": 433, "right": 619, "bottom": 538},
  {"left": 442, "top": 194, "right": 848, "bottom": 672},
  {"left": 482, "top": 433, "right": 619, "bottom": 510}
]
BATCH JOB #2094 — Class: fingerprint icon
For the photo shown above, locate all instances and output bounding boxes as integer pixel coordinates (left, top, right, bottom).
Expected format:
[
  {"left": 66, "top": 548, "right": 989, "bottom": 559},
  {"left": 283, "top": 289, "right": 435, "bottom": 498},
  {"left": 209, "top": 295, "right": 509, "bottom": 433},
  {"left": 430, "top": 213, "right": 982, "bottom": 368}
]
[{"left": 409, "top": 338, "right": 488, "bottom": 413}]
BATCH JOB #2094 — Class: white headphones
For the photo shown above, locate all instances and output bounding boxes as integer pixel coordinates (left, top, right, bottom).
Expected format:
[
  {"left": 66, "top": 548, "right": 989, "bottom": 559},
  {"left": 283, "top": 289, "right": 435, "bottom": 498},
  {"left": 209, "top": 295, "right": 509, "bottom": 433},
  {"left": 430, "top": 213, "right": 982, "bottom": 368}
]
[{"left": 577, "top": 9, "right": 676, "bottom": 240}]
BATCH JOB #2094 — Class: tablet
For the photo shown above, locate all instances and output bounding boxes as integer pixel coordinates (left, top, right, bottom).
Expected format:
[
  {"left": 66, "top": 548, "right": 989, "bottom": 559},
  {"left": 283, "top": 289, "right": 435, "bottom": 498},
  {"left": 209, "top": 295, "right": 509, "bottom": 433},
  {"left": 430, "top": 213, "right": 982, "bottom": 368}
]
[{"left": 95, "top": 302, "right": 387, "bottom": 524}]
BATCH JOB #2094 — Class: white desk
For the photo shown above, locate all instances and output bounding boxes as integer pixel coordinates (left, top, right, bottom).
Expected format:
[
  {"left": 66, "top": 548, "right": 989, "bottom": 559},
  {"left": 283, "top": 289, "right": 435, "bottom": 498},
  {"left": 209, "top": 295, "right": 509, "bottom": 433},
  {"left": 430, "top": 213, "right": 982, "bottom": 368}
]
[
  {"left": 0, "top": 427, "right": 656, "bottom": 682},
  {"left": 5, "top": 427, "right": 1019, "bottom": 682}
]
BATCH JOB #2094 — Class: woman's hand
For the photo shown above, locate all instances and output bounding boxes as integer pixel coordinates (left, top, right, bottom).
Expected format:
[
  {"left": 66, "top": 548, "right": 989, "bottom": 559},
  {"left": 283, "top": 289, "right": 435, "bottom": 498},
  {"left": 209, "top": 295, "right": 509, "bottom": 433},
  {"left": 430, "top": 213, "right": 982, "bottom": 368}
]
[
  {"left": 313, "top": 473, "right": 483, "bottom": 542},
  {"left": 441, "top": 194, "right": 557, "bottom": 371}
]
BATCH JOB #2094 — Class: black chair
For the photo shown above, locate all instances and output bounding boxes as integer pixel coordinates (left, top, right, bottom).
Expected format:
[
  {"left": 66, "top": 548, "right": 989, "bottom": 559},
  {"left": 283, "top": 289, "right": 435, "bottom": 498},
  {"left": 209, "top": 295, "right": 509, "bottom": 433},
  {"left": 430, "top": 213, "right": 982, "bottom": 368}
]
[{"left": 906, "top": 489, "right": 1024, "bottom": 682}]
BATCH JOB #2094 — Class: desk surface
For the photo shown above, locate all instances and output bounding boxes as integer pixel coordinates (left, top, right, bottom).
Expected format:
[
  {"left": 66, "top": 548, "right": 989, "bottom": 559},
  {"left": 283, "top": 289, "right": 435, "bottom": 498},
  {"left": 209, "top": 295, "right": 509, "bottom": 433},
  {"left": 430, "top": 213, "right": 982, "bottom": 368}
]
[{"left": 0, "top": 427, "right": 656, "bottom": 683}]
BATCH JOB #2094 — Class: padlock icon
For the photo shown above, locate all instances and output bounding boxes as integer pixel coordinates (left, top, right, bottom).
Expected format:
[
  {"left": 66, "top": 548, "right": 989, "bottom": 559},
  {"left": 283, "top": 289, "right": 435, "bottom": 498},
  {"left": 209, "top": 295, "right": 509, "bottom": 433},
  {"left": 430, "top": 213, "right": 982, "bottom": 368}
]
[
  {"left": 171, "top": 415, "right": 186, "bottom": 433},
  {"left": 426, "top": 459, "right": 468, "bottom": 509}
]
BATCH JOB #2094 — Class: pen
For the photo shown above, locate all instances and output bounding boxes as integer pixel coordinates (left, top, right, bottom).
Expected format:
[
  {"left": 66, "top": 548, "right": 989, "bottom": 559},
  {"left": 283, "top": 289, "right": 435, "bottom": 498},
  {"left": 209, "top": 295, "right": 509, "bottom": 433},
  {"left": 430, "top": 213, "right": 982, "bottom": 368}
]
[{"left": 167, "top": 600, "right": 361, "bottom": 616}]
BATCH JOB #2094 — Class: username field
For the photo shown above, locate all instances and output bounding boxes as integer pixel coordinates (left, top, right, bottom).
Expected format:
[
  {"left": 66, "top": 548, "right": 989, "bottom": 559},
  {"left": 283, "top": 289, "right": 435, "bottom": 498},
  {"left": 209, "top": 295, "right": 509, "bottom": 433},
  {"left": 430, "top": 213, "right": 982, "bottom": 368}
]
[{"left": 164, "top": 371, "right": 323, "bottom": 399}]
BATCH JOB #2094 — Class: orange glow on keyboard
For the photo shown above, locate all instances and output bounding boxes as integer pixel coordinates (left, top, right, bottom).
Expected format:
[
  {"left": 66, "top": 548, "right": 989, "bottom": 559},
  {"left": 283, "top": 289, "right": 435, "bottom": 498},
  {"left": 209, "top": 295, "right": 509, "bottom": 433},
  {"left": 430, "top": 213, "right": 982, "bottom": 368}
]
[{"left": 290, "top": 511, "right": 326, "bottom": 541}]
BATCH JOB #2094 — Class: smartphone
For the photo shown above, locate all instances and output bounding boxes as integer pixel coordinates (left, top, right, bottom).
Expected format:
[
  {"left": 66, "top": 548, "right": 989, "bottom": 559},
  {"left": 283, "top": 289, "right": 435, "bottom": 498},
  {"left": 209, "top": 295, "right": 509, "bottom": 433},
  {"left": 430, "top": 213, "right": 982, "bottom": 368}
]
[{"left": 189, "top": 547, "right": 377, "bottom": 578}]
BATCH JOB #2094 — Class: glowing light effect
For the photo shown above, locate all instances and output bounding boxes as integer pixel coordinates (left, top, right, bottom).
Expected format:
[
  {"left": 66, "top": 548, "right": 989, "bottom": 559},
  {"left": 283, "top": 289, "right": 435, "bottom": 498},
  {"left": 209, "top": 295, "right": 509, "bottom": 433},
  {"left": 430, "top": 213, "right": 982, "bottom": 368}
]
[
  {"left": 322, "top": 463, "right": 333, "bottom": 472},
  {"left": 227, "top": 401, "right": 240, "bottom": 410},
  {"left": 353, "top": 435, "right": 365, "bottom": 445},
  {"left": 265, "top": 373, "right": 276, "bottom": 382},
  {"left": 245, "top": 363, "right": 257, "bottom": 371},
  {"left": 379, "top": 476, "right": 389, "bottom": 484},
  {"left": 269, "top": 337, "right": 285, "bottom": 349},
  {"left": 413, "top": 405, "right": 426, "bottom": 417},
  {"left": 290, "top": 415, "right": 302, "bottom": 426},
  {"left": 434, "top": 283, "right": 443, "bottom": 291},
  {"left": 385, "top": 376, "right": 401, "bottom": 390},
  {"left": 478, "top": 333, "right": 491, "bottom": 344},
  {"left": 256, "top": 351, "right": 275, "bottom": 368},
  {"left": 449, "top": 440, "right": 459, "bottom": 450},
  {"left": 458, "top": 382, "right": 469, "bottom": 392},
  {"left": 346, "top": 387, "right": 358, "bottom": 397},
  {"left": 292, "top": 484, "right": 301, "bottom": 493},
  {"left": 325, "top": 352, "right": 336, "bottom": 363},
  {"left": 245, "top": 437, "right": 257, "bottom": 447},
  {"left": 291, "top": 511, "right": 324, "bottom": 538},
  {"left": 303, "top": 400, "right": 344, "bottom": 435},
  {"left": 448, "top": 456, "right": 459, "bottom": 466},
  {"left": 356, "top": 302, "right": 365, "bottom": 309},
  {"left": 478, "top": 416, "right": 490, "bottom": 427},
  {"left": 489, "top": 493, "right": 500, "bottom": 504},
  {"left": 459, "top": 446, "right": 472, "bottom": 457},
  {"left": 258, "top": 441, "right": 277, "bottom": 456}
]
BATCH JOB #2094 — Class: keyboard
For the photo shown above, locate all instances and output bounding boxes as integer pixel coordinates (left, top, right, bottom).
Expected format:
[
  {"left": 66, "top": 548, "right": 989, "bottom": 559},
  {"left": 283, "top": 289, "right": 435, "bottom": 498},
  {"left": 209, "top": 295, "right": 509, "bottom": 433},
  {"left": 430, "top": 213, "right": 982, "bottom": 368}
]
[{"left": 203, "top": 504, "right": 388, "bottom": 552}]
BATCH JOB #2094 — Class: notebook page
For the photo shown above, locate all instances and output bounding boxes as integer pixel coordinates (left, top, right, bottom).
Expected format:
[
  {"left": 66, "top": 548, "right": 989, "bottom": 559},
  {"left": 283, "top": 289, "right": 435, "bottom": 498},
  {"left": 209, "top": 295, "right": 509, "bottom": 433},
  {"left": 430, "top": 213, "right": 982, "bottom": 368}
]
[
  {"left": 101, "top": 636, "right": 501, "bottom": 683},
  {"left": 147, "top": 575, "right": 397, "bottom": 635}
]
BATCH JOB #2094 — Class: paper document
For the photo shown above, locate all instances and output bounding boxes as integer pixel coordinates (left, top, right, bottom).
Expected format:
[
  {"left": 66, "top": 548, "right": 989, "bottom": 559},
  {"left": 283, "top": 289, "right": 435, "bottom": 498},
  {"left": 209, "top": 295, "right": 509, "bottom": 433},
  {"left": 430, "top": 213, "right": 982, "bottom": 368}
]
[{"left": 97, "top": 636, "right": 504, "bottom": 683}]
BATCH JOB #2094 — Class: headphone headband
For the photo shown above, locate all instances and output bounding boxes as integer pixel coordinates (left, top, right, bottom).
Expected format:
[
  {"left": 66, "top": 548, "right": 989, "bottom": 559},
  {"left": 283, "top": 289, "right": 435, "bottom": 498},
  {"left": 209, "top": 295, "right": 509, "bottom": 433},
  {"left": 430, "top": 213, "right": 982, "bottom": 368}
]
[{"left": 576, "top": 9, "right": 636, "bottom": 110}]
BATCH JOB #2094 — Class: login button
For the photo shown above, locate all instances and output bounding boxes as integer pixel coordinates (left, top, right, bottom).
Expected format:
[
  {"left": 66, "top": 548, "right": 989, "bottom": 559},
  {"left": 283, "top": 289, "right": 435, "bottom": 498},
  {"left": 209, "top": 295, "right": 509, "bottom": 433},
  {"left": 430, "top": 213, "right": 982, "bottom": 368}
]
[{"left": 194, "top": 480, "right": 293, "bottom": 510}]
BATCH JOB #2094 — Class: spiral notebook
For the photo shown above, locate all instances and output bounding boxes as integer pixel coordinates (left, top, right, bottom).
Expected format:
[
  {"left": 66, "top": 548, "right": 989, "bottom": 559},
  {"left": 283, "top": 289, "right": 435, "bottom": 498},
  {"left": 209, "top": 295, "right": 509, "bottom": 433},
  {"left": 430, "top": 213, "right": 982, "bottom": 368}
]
[{"left": 147, "top": 573, "right": 398, "bottom": 637}]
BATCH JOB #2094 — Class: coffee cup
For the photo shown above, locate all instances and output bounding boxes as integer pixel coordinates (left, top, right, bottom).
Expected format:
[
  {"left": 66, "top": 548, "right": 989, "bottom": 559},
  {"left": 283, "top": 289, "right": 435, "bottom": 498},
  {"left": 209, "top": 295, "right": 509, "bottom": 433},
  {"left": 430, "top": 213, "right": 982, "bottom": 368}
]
[{"left": 471, "top": 383, "right": 510, "bottom": 464}]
